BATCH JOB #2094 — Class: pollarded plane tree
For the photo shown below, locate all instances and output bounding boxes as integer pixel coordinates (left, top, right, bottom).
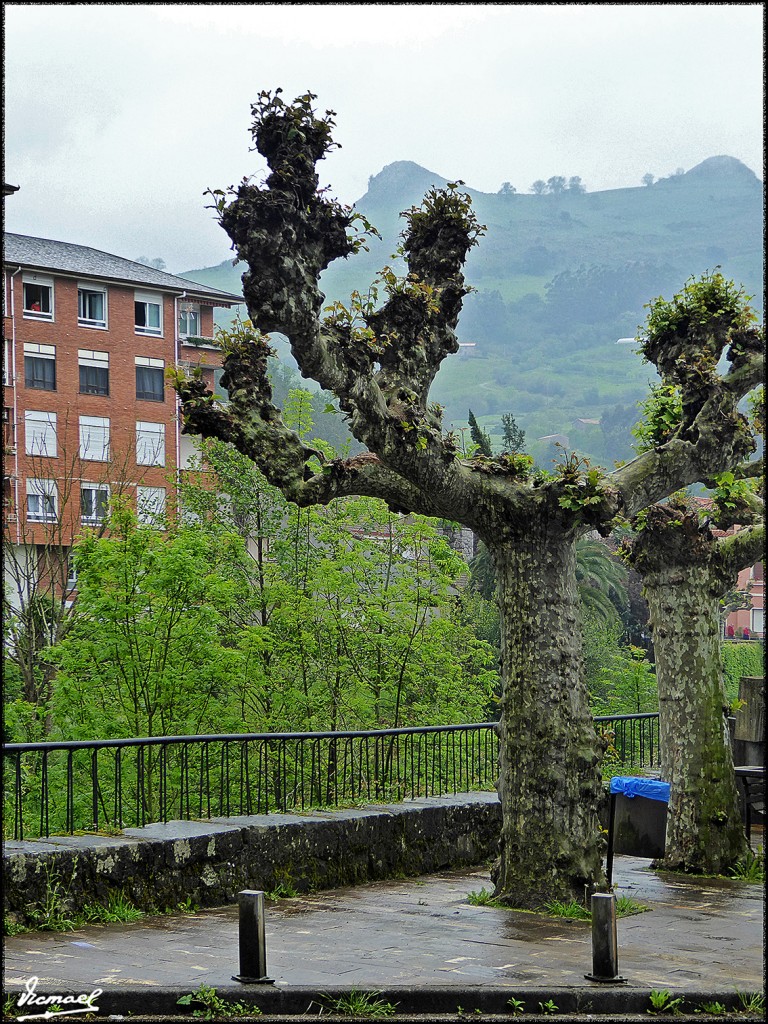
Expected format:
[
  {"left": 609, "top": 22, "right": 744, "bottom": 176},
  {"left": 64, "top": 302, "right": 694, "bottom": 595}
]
[
  {"left": 174, "top": 91, "right": 763, "bottom": 907},
  {"left": 623, "top": 383, "right": 764, "bottom": 874}
]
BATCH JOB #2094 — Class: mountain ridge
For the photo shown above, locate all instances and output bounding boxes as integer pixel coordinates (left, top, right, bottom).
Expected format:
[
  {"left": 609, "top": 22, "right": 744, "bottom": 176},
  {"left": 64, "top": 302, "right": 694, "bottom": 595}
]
[{"left": 180, "top": 154, "right": 762, "bottom": 467}]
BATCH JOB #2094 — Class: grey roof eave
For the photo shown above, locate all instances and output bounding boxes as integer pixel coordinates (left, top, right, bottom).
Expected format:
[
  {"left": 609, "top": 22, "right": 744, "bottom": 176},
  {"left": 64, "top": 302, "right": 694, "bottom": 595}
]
[{"left": 3, "top": 233, "right": 244, "bottom": 305}]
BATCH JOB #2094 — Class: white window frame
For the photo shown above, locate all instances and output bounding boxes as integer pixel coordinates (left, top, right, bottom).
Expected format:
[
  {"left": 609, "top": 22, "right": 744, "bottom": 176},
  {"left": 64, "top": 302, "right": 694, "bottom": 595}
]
[
  {"left": 24, "top": 410, "right": 58, "bottom": 457},
  {"left": 3, "top": 337, "right": 12, "bottom": 386},
  {"left": 22, "top": 273, "right": 54, "bottom": 321},
  {"left": 134, "top": 291, "right": 163, "bottom": 337},
  {"left": 136, "top": 421, "right": 165, "bottom": 466},
  {"left": 178, "top": 302, "right": 201, "bottom": 338},
  {"left": 26, "top": 478, "right": 58, "bottom": 522},
  {"left": 78, "top": 349, "right": 110, "bottom": 396},
  {"left": 79, "top": 415, "right": 110, "bottom": 462},
  {"left": 751, "top": 608, "right": 764, "bottom": 635},
  {"left": 80, "top": 483, "right": 110, "bottom": 525},
  {"left": 135, "top": 356, "right": 165, "bottom": 401},
  {"left": 78, "top": 283, "right": 108, "bottom": 329},
  {"left": 23, "top": 343, "right": 57, "bottom": 391},
  {"left": 136, "top": 485, "right": 166, "bottom": 526}
]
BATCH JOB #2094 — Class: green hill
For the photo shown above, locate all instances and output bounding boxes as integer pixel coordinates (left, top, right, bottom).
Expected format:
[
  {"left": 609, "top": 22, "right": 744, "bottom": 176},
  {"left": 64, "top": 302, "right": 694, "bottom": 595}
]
[{"left": 180, "top": 155, "right": 763, "bottom": 468}]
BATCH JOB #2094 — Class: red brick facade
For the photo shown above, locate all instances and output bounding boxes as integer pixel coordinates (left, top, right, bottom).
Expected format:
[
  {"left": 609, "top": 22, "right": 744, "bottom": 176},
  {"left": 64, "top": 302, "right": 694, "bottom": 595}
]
[{"left": 3, "top": 237, "right": 240, "bottom": 561}]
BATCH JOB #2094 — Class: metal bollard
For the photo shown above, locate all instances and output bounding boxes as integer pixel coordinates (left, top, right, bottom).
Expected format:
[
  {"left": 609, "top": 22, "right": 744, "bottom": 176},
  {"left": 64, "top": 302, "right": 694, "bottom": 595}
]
[
  {"left": 584, "top": 892, "right": 626, "bottom": 983},
  {"left": 232, "top": 890, "right": 275, "bottom": 984}
]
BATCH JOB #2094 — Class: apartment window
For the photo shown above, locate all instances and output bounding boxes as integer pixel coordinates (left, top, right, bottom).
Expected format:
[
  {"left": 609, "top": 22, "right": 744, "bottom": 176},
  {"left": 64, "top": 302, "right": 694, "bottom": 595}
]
[
  {"left": 25, "top": 411, "right": 57, "bottom": 457},
  {"left": 3, "top": 337, "right": 12, "bottom": 386},
  {"left": 3, "top": 407, "right": 16, "bottom": 450},
  {"left": 26, "top": 479, "right": 57, "bottom": 522},
  {"left": 81, "top": 484, "right": 109, "bottom": 524},
  {"left": 178, "top": 302, "right": 201, "bottom": 337},
  {"left": 24, "top": 343, "right": 56, "bottom": 391},
  {"left": 79, "top": 350, "right": 110, "bottom": 396},
  {"left": 66, "top": 553, "right": 78, "bottom": 589},
  {"left": 23, "top": 275, "right": 54, "bottom": 320},
  {"left": 136, "top": 421, "right": 165, "bottom": 466},
  {"left": 79, "top": 415, "right": 110, "bottom": 462},
  {"left": 78, "top": 285, "right": 107, "bottom": 328},
  {"left": 752, "top": 608, "right": 764, "bottom": 635},
  {"left": 137, "top": 485, "right": 166, "bottom": 526},
  {"left": 751, "top": 562, "right": 764, "bottom": 582},
  {"left": 135, "top": 292, "right": 162, "bottom": 336},
  {"left": 135, "top": 357, "right": 165, "bottom": 401}
]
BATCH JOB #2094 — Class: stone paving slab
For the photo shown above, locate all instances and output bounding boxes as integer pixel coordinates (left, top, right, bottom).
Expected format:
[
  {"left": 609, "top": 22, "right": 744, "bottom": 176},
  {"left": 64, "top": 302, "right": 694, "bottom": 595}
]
[{"left": 4, "top": 853, "right": 764, "bottom": 1015}]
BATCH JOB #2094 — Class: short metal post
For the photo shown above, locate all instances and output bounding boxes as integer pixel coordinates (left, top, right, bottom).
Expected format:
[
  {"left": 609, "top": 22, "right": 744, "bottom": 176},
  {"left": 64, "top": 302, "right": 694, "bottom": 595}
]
[
  {"left": 232, "top": 890, "right": 274, "bottom": 984},
  {"left": 585, "top": 892, "right": 626, "bottom": 984}
]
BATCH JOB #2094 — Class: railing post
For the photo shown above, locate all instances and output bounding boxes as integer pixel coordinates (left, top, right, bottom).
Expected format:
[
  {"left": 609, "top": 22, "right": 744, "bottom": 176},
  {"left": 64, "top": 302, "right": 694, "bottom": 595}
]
[{"left": 232, "top": 890, "right": 274, "bottom": 984}]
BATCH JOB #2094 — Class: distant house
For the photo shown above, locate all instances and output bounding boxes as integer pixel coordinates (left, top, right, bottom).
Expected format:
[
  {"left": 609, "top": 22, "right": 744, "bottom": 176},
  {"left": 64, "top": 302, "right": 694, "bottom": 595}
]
[
  {"left": 691, "top": 498, "right": 764, "bottom": 640},
  {"left": 458, "top": 342, "right": 478, "bottom": 358},
  {"left": 538, "top": 433, "right": 569, "bottom": 448},
  {"left": 725, "top": 559, "right": 764, "bottom": 640},
  {"left": 572, "top": 418, "right": 600, "bottom": 431}
]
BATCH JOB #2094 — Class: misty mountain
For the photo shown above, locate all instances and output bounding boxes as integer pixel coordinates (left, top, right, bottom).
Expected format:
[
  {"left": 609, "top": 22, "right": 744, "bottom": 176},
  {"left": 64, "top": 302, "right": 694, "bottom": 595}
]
[{"left": 181, "top": 155, "right": 762, "bottom": 467}]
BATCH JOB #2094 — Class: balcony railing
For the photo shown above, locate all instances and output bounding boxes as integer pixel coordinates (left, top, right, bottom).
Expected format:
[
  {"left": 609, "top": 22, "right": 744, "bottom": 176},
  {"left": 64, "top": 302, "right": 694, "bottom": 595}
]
[{"left": 3, "top": 715, "right": 660, "bottom": 841}]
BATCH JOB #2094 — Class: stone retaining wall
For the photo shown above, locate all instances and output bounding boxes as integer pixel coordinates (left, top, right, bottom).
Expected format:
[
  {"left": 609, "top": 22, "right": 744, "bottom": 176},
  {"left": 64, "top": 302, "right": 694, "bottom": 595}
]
[{"left": 3, "top": 793, "right": 501, "bottom": 925}]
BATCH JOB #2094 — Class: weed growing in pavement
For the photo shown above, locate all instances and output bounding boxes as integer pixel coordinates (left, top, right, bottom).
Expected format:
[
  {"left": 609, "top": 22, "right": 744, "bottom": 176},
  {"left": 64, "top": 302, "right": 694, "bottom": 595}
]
[
  {"left": 264, "top": 880, "right": 299, "bottom": 900},
  {"left": 320, "top": 989, "right": 397, "bottom": 1017},
  {"left": 506, "top": 997, "right": 526, "bottom": 1015},
  {"left": 728, "top": 847, "right": 764, "bottom": 883},
  {"left": 736, "top": 990, "right": 765, "bottom": 1014},
  {"left": 468, "top": 888, "right": 648, "bottom": 918},
  {"left": 696, "top": 1001, "right": 728, "bottom": 1015},
  {"left": 84, "top": 891, "right": 144, "bottom": 924},
  {"left": 538, "top": 998, "right": 559, "bottom": 1014},
  {"left": 177, "top": 983, "right": 262, "bottom": 1019},
  {"left": 648, "top": 989, "right": 684, "bottom": 1014}
]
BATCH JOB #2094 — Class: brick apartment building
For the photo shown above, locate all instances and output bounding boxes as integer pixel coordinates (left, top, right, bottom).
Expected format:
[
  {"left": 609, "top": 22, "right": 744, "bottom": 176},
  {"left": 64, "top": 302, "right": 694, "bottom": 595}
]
[{"left": 3, "top": 229, "right": 242, "bottom": 610}]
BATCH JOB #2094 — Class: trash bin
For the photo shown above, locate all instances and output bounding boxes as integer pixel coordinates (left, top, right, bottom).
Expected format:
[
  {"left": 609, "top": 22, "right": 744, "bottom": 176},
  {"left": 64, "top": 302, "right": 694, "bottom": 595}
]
[{"left": 606, "top": 776, "right": 670, "bottom": 884}]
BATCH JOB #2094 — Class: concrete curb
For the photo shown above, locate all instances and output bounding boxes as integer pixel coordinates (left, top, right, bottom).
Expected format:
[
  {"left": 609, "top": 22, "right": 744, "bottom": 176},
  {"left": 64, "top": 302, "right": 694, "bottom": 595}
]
[{"left": 4, "top": 982, "right": 760, "bottom": 1018}]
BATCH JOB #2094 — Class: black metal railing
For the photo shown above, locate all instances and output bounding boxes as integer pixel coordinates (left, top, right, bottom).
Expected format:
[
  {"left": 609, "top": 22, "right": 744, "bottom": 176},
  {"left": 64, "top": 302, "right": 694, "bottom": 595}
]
[
  {"left": 594, "top": 712, "right": 660, "bottom": 775},
  {"left": 3, "top": 715, "right": 659, "bottom": 841}
]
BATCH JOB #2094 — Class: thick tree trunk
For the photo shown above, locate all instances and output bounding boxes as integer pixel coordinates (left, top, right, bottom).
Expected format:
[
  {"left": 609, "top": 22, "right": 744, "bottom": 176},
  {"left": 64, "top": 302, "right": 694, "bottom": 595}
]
[
  {"left": 491, "top": 528, "right": 607, "bottom": 907},
  {"left": 643, "top": 567, "right": 747, "bottom": 874}
]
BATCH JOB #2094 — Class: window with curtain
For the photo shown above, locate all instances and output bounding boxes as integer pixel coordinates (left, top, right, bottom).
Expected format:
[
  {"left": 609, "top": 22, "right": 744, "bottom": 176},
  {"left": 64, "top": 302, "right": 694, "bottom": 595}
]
[
  {"left": 135, "top": 363, "right": 164, "bottom": 401},
  {"left": 79, "top": 350, "right": 109, "bottom": 395},
  {"left": 24, "top": 355, "right": 56, "bottom": 391},
  {"left": 78, "top": 286, "right": 107, "bottom": 328},
  {"left": 26, "top": 479, "right": 57, "bottom": 521},
  {"left": 81, "top": 484, "right": 109, "bottom": 523}
]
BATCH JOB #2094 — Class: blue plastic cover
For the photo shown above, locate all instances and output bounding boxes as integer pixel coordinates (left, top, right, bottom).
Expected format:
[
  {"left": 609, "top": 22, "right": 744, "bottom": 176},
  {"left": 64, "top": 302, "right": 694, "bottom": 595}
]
[{"left": 610, "top": 776, "right": 670, "bottom": 802}]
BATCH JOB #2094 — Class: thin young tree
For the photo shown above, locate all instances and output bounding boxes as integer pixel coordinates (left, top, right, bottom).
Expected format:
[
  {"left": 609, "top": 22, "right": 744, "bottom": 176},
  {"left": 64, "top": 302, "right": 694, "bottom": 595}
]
[{"left": 174, "top": 91, "right": 763, "bottom": 906}]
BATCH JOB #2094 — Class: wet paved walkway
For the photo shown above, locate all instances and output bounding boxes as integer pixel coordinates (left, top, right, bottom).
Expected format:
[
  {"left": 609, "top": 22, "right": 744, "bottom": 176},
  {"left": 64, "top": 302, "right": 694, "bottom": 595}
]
[{"left": 3, "top": 853, "right": 763, "bottom": 1014}]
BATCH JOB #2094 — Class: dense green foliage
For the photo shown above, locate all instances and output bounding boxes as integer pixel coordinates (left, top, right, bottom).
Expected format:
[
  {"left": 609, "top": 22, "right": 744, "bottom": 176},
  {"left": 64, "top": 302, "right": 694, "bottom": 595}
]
[
  {"left": 10, "top": 401, "right": 498, "bottom": 744},
  {"left": 721, "top": 641, "right": 764, "bottom": 703}
]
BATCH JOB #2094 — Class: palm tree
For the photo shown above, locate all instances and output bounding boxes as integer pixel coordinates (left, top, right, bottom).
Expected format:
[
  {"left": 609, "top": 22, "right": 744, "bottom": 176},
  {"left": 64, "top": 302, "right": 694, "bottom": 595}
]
[
  {"left": 575, "top": 537, "right": 628, "bottom": 626},
  {"left": 470, "top": 537, "right": 628, "bottom": 626}
]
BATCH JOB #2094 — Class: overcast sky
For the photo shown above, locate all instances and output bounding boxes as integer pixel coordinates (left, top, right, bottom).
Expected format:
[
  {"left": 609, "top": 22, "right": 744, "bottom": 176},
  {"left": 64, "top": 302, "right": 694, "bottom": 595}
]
[{"left": 4, "top": 3, "right": 763, "bottom": 273}]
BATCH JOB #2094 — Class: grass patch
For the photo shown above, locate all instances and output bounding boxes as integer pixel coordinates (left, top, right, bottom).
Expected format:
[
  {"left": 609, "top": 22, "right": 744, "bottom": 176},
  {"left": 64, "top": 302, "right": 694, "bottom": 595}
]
[
  {"left": 467, "top": 889, "right": 649, "bottom": 919},
  {"left": 319, "top": 989, "right": 397, "bottom": 1018},
  {"left": 727, "top": 846, "right": 764, "bottom": 883},
  {"left": 178, "top": 983, "right": 261, "bottom": 1019}
]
